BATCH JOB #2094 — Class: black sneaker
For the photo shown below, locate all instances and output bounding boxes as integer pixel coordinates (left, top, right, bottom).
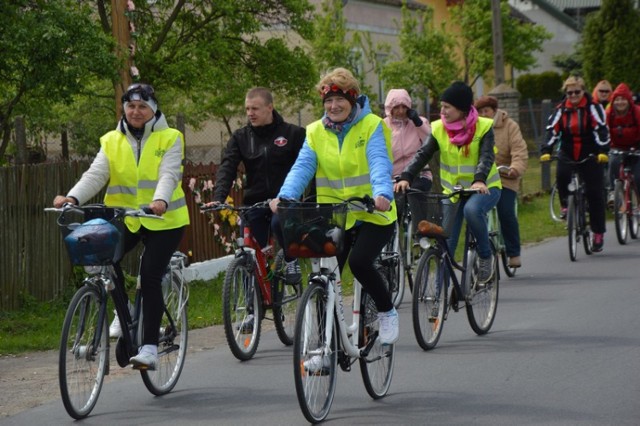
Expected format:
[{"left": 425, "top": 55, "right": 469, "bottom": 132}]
[
  {"left": 237, "top": 314, "right": 254, "bottom": 334},
  {"left": 592, "top": 233, "right": 604, "bottom": 252},
  {"left": 285, "top": 259, "right": 302, "bottom": 284}
]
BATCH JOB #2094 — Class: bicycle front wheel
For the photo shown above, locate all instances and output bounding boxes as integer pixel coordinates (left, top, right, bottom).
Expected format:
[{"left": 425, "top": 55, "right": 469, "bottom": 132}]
[
  {"left": 466, "top": 247, "right": 499, "bottom": 335},
  {"left": 567, "top": 195, "right": 578, "bottom": 261},
  {"left": 412, "top": 248, "right": 446, "bottom": 351},
  {"left": 223, "top": 256, "right": 263, "bottom": 360},
  {"left": 386, "top": 223, "right": 405, "bottom": 308},
  {"left": 614, "top": 180, "right": 628, "bottom": 245},
  {"left": 293, "top": 283, "right": 337, "bottom": 424},
  {"left": 549, "top": 183, "right": 564, "bottom": 222},
  {"left": 630, "top": 186, "right": 639, "bottom": 239},
  {"left": 59, "top": 285, "right": 108, "bottom": 420},
  {"left": 359, "top": 290, "right": 394, "bottom": 398},
  {"left": 581, "top": 196, "right": 593, "bottom": 255},
  {"left": 273, "top": 250, "right": 301, "bottom": 346},
  {"left": 141, "top": 270, "right": 188, "bottom": 395}
]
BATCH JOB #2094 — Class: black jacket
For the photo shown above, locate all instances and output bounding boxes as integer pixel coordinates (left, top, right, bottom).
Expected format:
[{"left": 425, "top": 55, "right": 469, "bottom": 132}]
[{"left": 213, "top": 110, "right": 306, "bottom": 205}]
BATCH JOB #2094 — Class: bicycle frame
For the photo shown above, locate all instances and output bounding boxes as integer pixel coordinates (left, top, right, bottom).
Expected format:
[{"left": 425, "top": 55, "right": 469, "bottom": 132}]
[{"left": 235, "top": 224, "right": 278, "bottom": 306}]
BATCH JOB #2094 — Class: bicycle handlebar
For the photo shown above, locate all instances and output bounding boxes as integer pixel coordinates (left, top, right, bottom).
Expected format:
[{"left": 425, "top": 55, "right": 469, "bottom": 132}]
[
  {"left": 199, "top": 199, "right": 270, "bottom": 213},
  {"left": 551, "top": 153, "right": 596, "bottom": 165},
  {"left": 610, "top": 149, "right": 640, "bottom": 156},
  {"left": 406, "top": 186, "right": 481, "bottom": 200},
  {"left": 44, "top": 203, "right": 164, "bottom": 220}
]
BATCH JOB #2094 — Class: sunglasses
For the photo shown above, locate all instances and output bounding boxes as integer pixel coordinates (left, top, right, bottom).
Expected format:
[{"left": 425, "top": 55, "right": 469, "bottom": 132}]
[
  {"left": 122, "top": 83, "right": 156, "bottom": 103},
  {"left": 598, "top": 89, "right": 611, "bottom": 94},
  {"left": 566, "top": 90, "right": 582, "bottom": 96}
]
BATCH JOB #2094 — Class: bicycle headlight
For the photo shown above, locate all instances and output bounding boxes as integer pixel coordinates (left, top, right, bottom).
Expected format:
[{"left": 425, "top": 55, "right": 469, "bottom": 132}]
[{"left": 419, "top": 237, "right": 431, "bottom": 250}]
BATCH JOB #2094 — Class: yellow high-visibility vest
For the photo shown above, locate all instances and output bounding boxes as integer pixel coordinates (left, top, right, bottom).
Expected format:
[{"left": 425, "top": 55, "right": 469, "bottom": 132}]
[
  {"left": 101, "top": 128, "right": 190, "bottom": 232},
  {"left": 307, "top": 115, "right": 397, "bottom": 229}
]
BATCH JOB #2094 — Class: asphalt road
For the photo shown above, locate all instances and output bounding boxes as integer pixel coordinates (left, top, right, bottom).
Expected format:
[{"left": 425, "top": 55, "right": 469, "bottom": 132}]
[{"left": 5, "top": 232, "right": 640, "bottom": 425}]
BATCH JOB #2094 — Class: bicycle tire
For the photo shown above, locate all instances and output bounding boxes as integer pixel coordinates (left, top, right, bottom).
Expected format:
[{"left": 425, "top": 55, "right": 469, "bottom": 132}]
[
  {"left": 387, "top": 223, "right": 405, "bottom": 308},
  {"left": 273, "top": 250, "right": 301, "bottom": 346},
  {"left": 466, "top": 244, "right": 499, "bottom": 335},
  {"left": 140, "top": 269, "right": 188, "bottom": 395},
  {"left": 549, "top": 183, "right": 564, "bottom": 222},
  {"left": 59, "top": 285, "right": 108, "bottom": 420},
  {"left": 359, "top": 289, "right": 395, "bottom": 399},
  {"left": 581, "top": 195, "right": 593, "bottom": 255},
  {"left": 614, "top": 180, "right": 628, "bottom": 245},
  {"left": 630, "top": 186, "right": 639, "bottom": 239},
  {"left": 567, "top": 195, "right": 578, "bottom": 261},
  {"left": 412, "top": 248, "right": 446, "bottom": 351},
  {"left": 223, "top": 256, "right": 263, "bottom": 361},
  {"left": 501, "top": 250, "right": 517, "bottom": 278},
  {"left": 293, "top": 283, "right": 337, "bottom": 424}
]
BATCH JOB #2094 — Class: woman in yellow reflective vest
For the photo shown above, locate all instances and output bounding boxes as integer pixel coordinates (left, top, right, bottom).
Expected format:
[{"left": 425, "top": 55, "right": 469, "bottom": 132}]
[
  {"left": 395, "top": 81, "right": 501, "bottom": 284},
  {"left": 269, "top": 67, "right": 400, "bottom": 347},
  {"left": 54, "top": 84, "right": 190, "bottom": 370}
]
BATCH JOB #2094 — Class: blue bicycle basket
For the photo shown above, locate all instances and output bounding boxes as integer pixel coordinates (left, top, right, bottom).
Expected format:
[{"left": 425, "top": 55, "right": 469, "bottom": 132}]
[{"left": 64, "top": 218, "right": 121, "bottom": 265}]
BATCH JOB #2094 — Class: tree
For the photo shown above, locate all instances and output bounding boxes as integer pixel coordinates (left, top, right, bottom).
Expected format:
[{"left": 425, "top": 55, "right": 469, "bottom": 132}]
[
  {"left": 449, "top": 0, "right": 552, "bottom": 86},
  {"left": 0, "top": 0, "right": 119, "bottom": 163},
  {"left": 581, "top": 0, "right": 640, "bottom": 89},
  {"left": 379, "top": 3, "right": 459, "bottom": 104}
]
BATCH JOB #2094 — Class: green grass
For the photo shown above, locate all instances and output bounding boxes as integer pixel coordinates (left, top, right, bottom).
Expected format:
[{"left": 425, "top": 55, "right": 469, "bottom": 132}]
[{"left": 0, "top": 189, "right": 567, "bottom": 355}]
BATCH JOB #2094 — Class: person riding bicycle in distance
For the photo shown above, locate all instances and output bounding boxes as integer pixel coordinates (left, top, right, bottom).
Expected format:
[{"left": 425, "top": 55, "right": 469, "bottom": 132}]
[
  {"left": 269, "top": 67, "right": 400, "bottom": 346},
  {"left": 540, "top": 75, "right": 610, "bottom": 252},
  {"left": 208, "top": 87, "right": 306, "bottom": 286},
  {"left": 395, "top": 81, "right": 502, "bottom": 284},
  {"left": 53, "top": 83, "right": 190, "bottom": 370}
]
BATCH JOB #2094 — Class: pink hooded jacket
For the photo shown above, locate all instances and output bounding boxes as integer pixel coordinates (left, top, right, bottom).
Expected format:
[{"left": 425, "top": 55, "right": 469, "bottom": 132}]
[{"left": 383, "top": 89, "right": 432, "bottom": 178}]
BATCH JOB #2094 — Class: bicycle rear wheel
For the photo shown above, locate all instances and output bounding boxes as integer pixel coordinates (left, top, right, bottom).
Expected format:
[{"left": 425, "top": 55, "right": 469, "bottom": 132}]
[
  {"left": 293, "top": 283, "right": 337, "bottom": 424},
  {"left": 273, "top": 250, "right": 301, "bottom": 346},
  {"left": 223, "top": 256, "right": 263, "bottom": 361},
  {"left": 59, "top": 285, "right": 108, "bottom": 420},
  {"left": 141, "top": 269, "right": 188, "bottom": 395},
  {"left": 630, "top": 187, "right": 639, "bottom": 239},
  {"left": 466, "top": 246, "right": 499, "bottom": 335},
  {"left": 549, "top": 183, "right": 564, "bottom": 222},
  {"left": 412, "top": 248, "right": 446, "bottom": 351},
  {"left": 359, "top": 290, "right": 394, "bottom": 398},
  {"left": 567, "top": 195, "right": 578, "bottom": 261},
  {"left": 500, "top": 250, "right": 517, "bottom": 278},
  {"left": 614, "top": 180, "right": 628, "bottom": 245}
]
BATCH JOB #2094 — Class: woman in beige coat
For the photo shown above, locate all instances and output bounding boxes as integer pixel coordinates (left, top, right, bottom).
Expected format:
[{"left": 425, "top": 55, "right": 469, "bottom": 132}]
[{"left": 475, "top": 96, "right": 528, "bottom": 268}]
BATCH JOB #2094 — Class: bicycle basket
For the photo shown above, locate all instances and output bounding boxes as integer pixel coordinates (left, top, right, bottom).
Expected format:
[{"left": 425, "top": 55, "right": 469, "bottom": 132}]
[
  {"left": 62, "top": 216, "right": 124, "bottom": 266},
  {"left": 278, "top": 202, "right": 348, "bottom": 258},
  {"left": 407, "top": 192, "right": 459, "bottom": 238}
]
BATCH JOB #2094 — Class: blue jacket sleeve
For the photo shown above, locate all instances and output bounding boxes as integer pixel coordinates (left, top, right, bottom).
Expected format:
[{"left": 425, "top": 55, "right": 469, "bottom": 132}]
[
  {"left": 278, "top": 140, "right": 317, "bottom": 199},
  {"left": 366, "top": 122, "right": 394, "bottom": 201}
]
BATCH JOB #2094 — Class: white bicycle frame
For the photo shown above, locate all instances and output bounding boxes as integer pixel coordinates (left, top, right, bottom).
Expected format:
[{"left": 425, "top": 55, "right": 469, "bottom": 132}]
[{"left": 304, "top": 256, "right": 364, "bottom": 359}]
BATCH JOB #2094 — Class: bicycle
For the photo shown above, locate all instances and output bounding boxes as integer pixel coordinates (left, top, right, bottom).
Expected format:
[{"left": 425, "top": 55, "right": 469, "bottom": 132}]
[
  {"left": 200, "top": 200, "right": 302, "bottom": 361},
  {"left": 45, "top": 203, "right": 189, "bottom": 419},
  {"left": 278, "top": 196, "right": 395, "bottom": 423},
  {"left": 549, "top": 180, "right": 564, "bottom": 222},
  {"left": 488, "top": 165, "right": 518, "bottom": 278},
  {"left": 383, "top": 187, "right": 421, "bottom": 308},
  {"left": 409, "top": 187, "right": 499, "bottom": 351},
  {"left": 557, "top": 155, "right": 596, "bottom": 261},
  {"left": 610, "top": 149, "right": 640, "bottom": 244}
]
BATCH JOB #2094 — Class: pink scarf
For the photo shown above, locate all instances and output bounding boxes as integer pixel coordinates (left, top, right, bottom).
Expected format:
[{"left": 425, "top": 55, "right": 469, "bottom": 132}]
[{"left": 442, "top": 106, "right": 478, "bottom": 147}]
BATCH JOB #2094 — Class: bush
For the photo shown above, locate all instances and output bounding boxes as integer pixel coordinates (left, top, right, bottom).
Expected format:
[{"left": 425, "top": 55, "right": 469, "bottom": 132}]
[{"left": 517, "top": 71, "right": 563, "bottom": 102}]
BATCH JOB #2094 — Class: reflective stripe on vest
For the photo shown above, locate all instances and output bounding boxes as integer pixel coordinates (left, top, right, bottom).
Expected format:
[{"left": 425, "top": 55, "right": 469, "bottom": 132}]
[
  {"left": 101, "top": 128, "right": 190, "bottom": 232},
  {"left": 431, "top": 117, "right": 501, "bottom": 195},
  {"left": 307, "top": 116, "right": 396, "bottom": 229}
]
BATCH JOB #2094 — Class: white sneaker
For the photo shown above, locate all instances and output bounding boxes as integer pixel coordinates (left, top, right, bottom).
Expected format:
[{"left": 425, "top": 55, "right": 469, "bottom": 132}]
[
  {"left": 303, "top": 355, "right": 331, "bottom": 375},
  {"left": 109, "top": 303, "right": 133, "bottom": 338},
  {"left": 130, "top": 345, "right": 158, "bottom": 370},
  {"left": 377, "top": 307, "right": 399, "bottom": 345},
  {"left": 109, "top": 311, "right": 122, "bottom": 338}
]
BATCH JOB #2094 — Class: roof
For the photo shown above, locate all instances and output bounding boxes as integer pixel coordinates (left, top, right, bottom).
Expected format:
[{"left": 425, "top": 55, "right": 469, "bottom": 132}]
[{"left": 546, "top": 0, "right": 602, "bottom": 9}]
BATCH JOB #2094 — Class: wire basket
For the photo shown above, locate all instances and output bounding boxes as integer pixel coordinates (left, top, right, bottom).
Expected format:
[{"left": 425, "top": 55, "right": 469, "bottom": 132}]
[
  {"left": 407, "top": 192, "right": 459, "bottom": 238},
  {"left": 278, "top": 202, "right": 348, "bottom": 258},
  {"left": 58, "top": 207, "right": 125, "bottom": 266}
]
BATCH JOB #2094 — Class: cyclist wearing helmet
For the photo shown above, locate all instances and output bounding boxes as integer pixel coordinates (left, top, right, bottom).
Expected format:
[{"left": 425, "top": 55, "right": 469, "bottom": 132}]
[{"left": 53, "top": 83, "right": 190, "bottom": 370}]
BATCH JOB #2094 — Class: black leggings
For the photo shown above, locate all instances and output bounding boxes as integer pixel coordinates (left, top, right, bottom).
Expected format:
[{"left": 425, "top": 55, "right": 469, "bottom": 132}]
[
  {"left": 556, "top": 160, "right": 606, "bottom": 234},
  {"left": 337, "top": 222, "right": 395, "bottom": 313},
  {"left": 114, "top": 226, "right": 185, "bottom": 346}
]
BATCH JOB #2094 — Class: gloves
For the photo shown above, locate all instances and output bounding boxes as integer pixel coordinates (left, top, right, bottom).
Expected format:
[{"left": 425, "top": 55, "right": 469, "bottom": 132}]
[
  {"left": 406, "top": 109, "right": 423, "bottom": 127},
  {"left": 540, "top": 153, "right": 551, "bottom": 162},
  {"left": 597, "top": 153, "right": 609, "bottom": 164}
]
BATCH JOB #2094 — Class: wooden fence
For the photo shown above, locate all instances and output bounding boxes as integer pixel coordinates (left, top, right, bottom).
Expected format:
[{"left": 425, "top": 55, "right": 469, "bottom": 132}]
[{"left": 0, "top": 161, "right": 242, "bottom": 311}]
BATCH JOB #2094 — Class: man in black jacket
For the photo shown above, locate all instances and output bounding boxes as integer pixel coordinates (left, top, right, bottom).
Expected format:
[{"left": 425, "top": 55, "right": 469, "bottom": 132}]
[{"left": 213, "top": 87, "right": 306, "bottom": 284}]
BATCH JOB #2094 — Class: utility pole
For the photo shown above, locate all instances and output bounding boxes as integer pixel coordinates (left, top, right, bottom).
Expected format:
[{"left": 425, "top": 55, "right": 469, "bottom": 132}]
[
  {"left": 112, "top": 0, "right": 132, "bottom": 120},
  {"left": 491, "top": 0, "right": 505, "bottom": 85}
]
